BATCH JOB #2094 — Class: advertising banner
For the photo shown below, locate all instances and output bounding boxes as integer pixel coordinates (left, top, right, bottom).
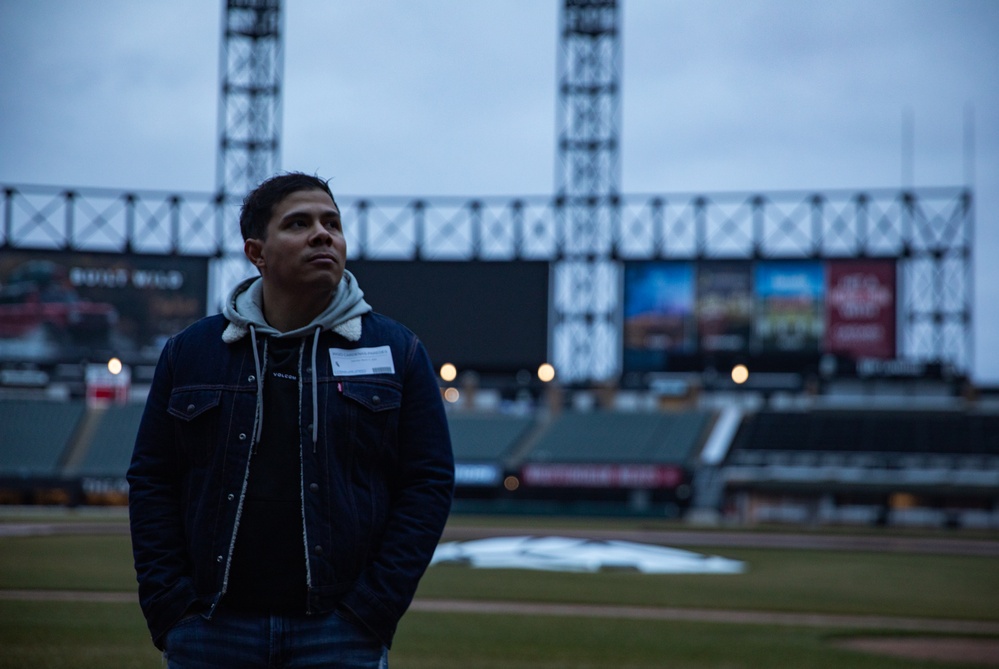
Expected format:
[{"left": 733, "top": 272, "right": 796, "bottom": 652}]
[
  {"left": 521, "top": 463, "right": 685, "bottom": 489},
  {"left": 454, "top": 463, "right": 503, "bottom": 487},
  {"left": 623, "top": 263, "right": 695, "bottom": 370},
  {"left": 825, "top": 260, "right": 896, "bottom": 359},
  {"left": 0, "top": 250, "right": 209, "bottom": 366},
  {"left": 753, "top": 261, "right": 825, "bottom": 352},
  {"left": 696, "top": 262, "right": 753, "bottom": 352}
]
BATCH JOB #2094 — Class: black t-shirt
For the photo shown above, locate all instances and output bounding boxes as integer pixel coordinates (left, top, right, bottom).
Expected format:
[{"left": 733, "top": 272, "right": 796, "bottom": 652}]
[{"left": 223, "top": 337, "right": 308, "bottom": 614}]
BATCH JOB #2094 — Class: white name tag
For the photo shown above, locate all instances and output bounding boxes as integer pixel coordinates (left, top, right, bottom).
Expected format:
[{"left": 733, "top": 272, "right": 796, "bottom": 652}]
[{"left": 329, "top": 346, "right": 396, "bottom": 376}]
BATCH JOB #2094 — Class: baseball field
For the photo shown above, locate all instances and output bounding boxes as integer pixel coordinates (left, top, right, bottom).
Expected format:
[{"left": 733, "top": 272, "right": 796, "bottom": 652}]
[{"left": 1, "top": 510, "right": 998, "bottom": 668}]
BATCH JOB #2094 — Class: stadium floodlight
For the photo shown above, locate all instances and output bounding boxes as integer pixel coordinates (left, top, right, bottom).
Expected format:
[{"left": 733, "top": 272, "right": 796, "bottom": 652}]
[
  {"left": 731, "top": 364, "right": 749, "bottom": 385},
  {"left": 538, "top": 363, "right": 556, "bottom": 383},
  {"left": 107, "top": 357, "right": 123, "bottom": 375},
  {"left": 440, "top": 363, "right": 457, "bottom": 382}
]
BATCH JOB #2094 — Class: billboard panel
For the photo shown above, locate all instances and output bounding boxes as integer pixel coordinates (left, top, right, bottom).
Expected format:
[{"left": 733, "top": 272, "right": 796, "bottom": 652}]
[
  {"left": 696, "top": 262, "right": 753, "bottom": 352},
  {"left": 825, "top": 260, "right": 896, "bottom": 359},
  {"left": 623, "top": 258, "right": 898, "bottom": 375},
  {"left": 349, "top": 260, "right": 549, "bottom": 374},
  {"left": 753, "top": 261, "right": 825, "bottom": 352},
  {"left": 454, "top": 463, "right": 503, "bottom": 487},
  {"left": 0, "top": 250, "right": 209, "bottom": 366},
  {"left": 623, "top": 263, "right": 695, "bottom": 371}
]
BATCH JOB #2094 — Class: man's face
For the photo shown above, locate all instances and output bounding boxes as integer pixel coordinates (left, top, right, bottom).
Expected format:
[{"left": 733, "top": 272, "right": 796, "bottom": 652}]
[{"left": 246, "top": 188, "right": 347, "bottom": 296}]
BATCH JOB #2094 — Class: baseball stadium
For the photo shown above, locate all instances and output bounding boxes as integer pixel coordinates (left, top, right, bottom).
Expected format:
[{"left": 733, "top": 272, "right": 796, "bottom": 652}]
[{"left": 1, "top": 2, "right": 997, "bottom": 667}]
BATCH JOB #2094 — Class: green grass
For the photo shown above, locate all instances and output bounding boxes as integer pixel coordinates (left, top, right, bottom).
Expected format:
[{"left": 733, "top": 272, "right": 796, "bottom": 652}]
[
  {"left": 392, "top": 614, "right": 980, "bottom": 669},
  {"left": 0, "top": 602, "right": 984, "bottom": 669},
  {"left": 0, "top": 601, "right": 160, "bottom": 669},
  {"left": 0, "top": 534, "right": 136, "bottom": 591},
  {"left": 1, "top": 518, "right": 997, "bottom": 668}
]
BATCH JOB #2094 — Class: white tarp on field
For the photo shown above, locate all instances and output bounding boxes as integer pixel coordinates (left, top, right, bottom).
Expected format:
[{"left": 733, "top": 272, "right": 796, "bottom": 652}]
[{"left": 430, "top": 536, "right": 746, "bottom": 574}]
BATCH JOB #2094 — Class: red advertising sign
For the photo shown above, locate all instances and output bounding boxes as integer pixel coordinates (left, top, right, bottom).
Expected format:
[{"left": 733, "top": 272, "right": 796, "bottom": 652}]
[
  {"left": 824, "top": 260, "right": 896, "bottom": 359},
  {"left": 520, "top": 463, "right": 684, "bottom": 489}
]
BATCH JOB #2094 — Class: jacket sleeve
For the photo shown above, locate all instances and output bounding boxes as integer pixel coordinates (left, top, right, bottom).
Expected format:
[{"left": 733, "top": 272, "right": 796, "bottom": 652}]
[
  {"left": 339, "top": 334, "right": 455, "bottom": 647},
  {"left": 126, "top": 336, "right": 198, "bottom": 650}
]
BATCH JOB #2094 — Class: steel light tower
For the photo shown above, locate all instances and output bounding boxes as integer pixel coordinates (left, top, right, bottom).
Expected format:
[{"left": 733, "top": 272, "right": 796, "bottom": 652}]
[
  {"left": 217, "top": 0, "right": 284, "bottom": 200},
  {"left": 554, "top": 0, "right": 622, "bottom": 384},
  {"left": 215, "top": 0, "right": 284, "bottom": 300}
]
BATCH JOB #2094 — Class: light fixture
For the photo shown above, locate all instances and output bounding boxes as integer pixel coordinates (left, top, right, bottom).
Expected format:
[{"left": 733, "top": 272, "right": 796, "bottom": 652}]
[{"left": 731, "top": 364, "right": 749, "bottom": 384}]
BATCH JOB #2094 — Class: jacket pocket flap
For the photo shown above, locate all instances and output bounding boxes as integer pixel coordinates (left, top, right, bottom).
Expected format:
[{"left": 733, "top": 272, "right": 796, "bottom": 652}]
[
  {"left": 167, "top": 389, "right": 222, "bottom": 421},
  {"left": 341, "top": 382, "right": 401, "bottom": 412}
]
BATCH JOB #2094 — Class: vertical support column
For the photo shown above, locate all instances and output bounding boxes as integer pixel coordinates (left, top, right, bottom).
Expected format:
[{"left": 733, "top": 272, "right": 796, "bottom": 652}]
[
  {"left": 215, "top": 0, "right": 284, "bottom": 308},
  {"left": 3, "top": 188, "right": 14, "bottom": 246},
  {"left": 63, "top": 190, "right": 76, "bottom": 251},
  {"left": 898, "top": 190, "right": 973, "bottom": 375},
  {"left": 961, "top": 189, "right": 974, "bottom": 375},
  {"left": 554, "top": 0, "right": 621, "bottom": 384},
  {"left": 217, "top": 0, "right": 283, "bottom": 199}
]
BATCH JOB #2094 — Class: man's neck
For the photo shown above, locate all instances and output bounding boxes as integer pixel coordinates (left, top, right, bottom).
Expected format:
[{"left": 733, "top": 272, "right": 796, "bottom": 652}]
[{"left": 260, "top": 285, "right": 332, "bottom": 332}]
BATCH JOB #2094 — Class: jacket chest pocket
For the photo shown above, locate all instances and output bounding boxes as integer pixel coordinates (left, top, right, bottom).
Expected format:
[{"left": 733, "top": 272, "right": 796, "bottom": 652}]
[
  {"left": 168, "top": 389, "right": 222, "bottom": 466},
  {"left": 339, "top": 381, "right": 402, "bottom": 460}
]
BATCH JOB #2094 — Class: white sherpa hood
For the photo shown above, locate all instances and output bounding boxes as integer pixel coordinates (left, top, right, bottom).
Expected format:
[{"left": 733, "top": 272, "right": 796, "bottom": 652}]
[{"left": 221, "top": 270, "right": 371, "bottom": 344}]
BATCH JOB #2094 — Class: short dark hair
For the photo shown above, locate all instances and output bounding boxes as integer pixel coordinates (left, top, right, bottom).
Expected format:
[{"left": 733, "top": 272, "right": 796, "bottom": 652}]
[{"left": 239, "top": 172, "right": 338, "bottom": 241}]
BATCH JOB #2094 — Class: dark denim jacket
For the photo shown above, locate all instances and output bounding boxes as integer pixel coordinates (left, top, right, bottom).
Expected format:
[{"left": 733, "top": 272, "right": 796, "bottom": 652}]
[{"left": 127, "top": 312, "right": 454, "bottom": 650}]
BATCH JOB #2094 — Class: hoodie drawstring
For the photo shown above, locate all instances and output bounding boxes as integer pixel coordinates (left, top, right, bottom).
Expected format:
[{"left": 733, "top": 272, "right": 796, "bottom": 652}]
[
  {"left": 311, "top": 326, "right": 321, "bottom": 452},
  {"left": 247, "top": 323, "right": 321, "bottom": 454},
  {"left": 249, "top": 324, "right": 267, "bottom": 448}
]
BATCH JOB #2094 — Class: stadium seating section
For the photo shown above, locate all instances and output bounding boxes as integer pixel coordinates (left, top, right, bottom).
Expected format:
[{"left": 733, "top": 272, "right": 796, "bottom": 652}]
[{"left": 1, "top": 398, "right": 996, "bottom": 526}]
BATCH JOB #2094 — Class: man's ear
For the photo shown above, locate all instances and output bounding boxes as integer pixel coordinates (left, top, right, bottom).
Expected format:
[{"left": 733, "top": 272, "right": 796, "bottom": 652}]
[{"left": 244, "top": 238, "right": 265, "bottom": 269}]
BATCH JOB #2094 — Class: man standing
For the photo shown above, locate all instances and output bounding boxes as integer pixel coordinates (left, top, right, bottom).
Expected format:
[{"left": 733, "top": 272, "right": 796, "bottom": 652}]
[{"left": 128, "top": 172, "right": 454, "bottom": 668}]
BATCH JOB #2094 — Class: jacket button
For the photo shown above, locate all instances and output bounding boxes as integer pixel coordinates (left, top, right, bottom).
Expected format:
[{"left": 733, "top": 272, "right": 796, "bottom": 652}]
[
  {"left": 239, "top": 433, "right": 247, "bottom": 441},
  {"left": 314, "top": 545, "right": 324, "bottom": 556},
  {"left": 216, "top": 555, "right": 223, "bottom": 563},
  {"left": 372, "top": 395, "right": 381, "bottom": 405},
  {"left": 227, "top": 493, "right": 235, "bottom": 501},
  {"left": 248, "top": 375, "right": 255, "bottom": 383},
  {"left": 187, "top": 403, "right": 196, "bottom": 413},
  {"left": 309, "top": 483, "right": 319, "bottom": 493}
]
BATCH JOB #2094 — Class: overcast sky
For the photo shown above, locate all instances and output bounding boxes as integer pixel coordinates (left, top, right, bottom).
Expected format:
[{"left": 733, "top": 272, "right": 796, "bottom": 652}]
[{"left": 1, "top": 1, "right": 997, "bottom": 380}]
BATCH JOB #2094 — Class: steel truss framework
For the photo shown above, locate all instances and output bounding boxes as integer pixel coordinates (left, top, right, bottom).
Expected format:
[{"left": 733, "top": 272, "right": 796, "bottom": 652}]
[
  {"left": 556, "top": 0, "right": 621, "bottom": 382},
  {"left": 1, "top": 185, "right": 973, "bottom": 380},
  {"left": 217, "top": 0, "right": 283, "bottom": 200}
]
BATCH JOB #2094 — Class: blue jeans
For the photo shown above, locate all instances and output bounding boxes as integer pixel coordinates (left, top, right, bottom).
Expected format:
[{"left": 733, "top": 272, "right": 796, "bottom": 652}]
[{"left": 163, "top": 609, "right": 389, "bottom": 669}]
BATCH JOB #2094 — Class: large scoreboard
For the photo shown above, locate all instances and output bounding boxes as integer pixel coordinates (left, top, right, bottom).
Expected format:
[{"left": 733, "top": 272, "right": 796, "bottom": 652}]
[{"left": 349, "top": 259, "right": 551, "bottom": 376}]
